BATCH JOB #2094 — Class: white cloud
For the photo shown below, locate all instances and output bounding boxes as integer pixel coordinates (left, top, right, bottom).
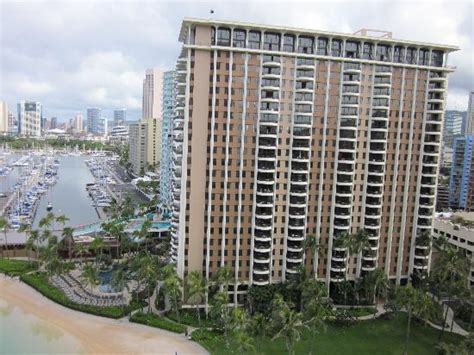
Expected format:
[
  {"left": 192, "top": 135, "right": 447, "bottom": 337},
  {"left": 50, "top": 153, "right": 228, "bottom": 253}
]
[
  {"left": 14, "top": 78, "right": 53, "bottom": 96},
  {"left": 0, "top": 0, "right": 472, "bottom": 120}
]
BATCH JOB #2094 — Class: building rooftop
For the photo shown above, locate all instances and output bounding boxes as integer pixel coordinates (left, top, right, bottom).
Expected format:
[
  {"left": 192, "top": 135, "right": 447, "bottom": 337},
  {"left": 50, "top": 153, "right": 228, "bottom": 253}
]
[
  {"left": 435, "top": 211, "right": 474, "bottom": 228},
  {"left": 180, "top": 17, "right": 460, "bottom": 52}
]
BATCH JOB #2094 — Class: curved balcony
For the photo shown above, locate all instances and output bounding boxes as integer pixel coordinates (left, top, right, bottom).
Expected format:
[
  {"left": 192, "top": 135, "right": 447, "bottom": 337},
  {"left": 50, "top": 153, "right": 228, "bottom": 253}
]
[{"left": 288, "top": 233, "right": 305, "bottom": 242}]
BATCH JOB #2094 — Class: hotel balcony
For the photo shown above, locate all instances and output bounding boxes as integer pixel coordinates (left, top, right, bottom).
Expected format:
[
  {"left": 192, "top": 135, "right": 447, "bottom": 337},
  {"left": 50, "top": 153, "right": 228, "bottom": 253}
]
[
  {"left": 368, "top": 164, "right": 384, "bottom": 174},
  {"left": 418, "top": 206, "right": 433, "bottom": 217},
  {"left": 290, "top": 184, "right": 306, "bottom": 195},
  {"left": 296, "top": 69, "right": 315, "bottom": 81},
  {"left": 292, "top": 151, "right": 309, "bottom": 161},
  {"left": 413, "top": 261, "right": 429, "bottom": 270},
  {"left": 366, "top": 196, "right": 382, "bottom": 207},
  {"left": 289, "top": 206, "right": 306, "bottom": 218},
  {"left": 259, "top": 137, "right": 277, "bottom": 148},
  {"left": 338, "top": 140, "right": 356, "bottom": 151},
  {"left": 253, "top": 251, "right": 271, "bottom": 264},
  {"left": 289, "top": 195, "right": 306, "bottom": 206},
  {"left": 423, "top": 145, "right": 440, "bottom": 155},
  {"left": 291, "top": 161, "right": 309, "bottom": 172},
  {"left": 253, "top": 265, "right": 270, "bottom": 275},
  {"left": 262, "top": 55, "right": 281, "bottom": 66},
  {"left": 335, "top": 207, "right": 351, "bottom": 219},
  {"left": 256, "top": 184, "right": 274, "bottom": 196},
  {"left": 255, "top": 206, "right": 273, "bottom": 219},
  {"left": 258, "top": 161, "right": 276, "bottom": 173},
  {"left": 290, "top": 172, "right": 308, "bottom": 184},
  {"left": 420, "top": 186, "right": 436, "bottom": 197},
  {"left": 296, "top": 57, "right": 315, "bottom": 68},
  {"left": 335, "top": 195, "right": 351, "bottom": 206},
  {"left": 288, "top": 231, "right": 304, "bottom": 242},
  {"left": 257, "top": 172, "right": 275, "bottom": 184},
  {"left": 293, "top": 127, "right": 311, "bottom": 137},
  {"left": 422, "top": 166, "right": 437, "bottom": 176},
  {"left": 367, "top": 175, "right": 383, "bottom": 185}
]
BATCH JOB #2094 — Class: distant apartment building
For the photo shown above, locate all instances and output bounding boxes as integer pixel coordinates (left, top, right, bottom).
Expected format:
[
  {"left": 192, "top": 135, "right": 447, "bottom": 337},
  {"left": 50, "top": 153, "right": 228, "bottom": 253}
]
[
  {"left": 113, "top": 109, "right": 126, "bottom": 126},
  {"left": 86, "top": 108, "right": 102, "bottom": 134},
  {"left": 73, "top": 114, "right": 83, "bottom": 133},
  {"left": 128, "top": 69, "right": 163, "bottom": 175},
  {"left": 436, "top": 183, "right": 450, "bottom": 211},
  {"left": 169, "top": 18, "right": 458, "bottom": 300},
  {"left": 18, "top": 101, "right": 42, "bottom": 137},
  {"left": 50, "top": 117, "right": 58, "bottom": 129},
  {"left": 110, "top": 125, "right": 129, "bottom": 144},
  {"left": 449, "top": 135, "right": 474, "bottom": 210},
  {"left": 443, "top": 110, "right": 465, "bottom": 149},
  {"left": 432, "top": 212, "right": 474, "bottom": 287},
  {"left": 0, "top": 101, "right": 9, "bottom": 133},
  {"left": 466, "top": 91, "right": 474, "bottom": 135},
  {"left": 143, "top": 69, "right": 162, "bottom": 119},
  {"left": 159, "top": 70, "right": 176, "bottom": 208}
]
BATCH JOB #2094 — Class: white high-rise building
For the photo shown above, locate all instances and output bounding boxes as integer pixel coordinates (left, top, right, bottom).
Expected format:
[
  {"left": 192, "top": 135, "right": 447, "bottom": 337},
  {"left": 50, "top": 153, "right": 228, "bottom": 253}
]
[
  {"left": 18, "top": 101, "right": 42, "bottom": 137},
  {"left": 467, "top": 91, "right": 474, "bottom": 135},
  {"left": 143, "top": 68, "right": 163, "bottom": 119},
  {"left": 129, "top": 69, "right": 163, "bottom": 175},
  {"left": 74, "top": 114, "right": 83, "bottom": 133},
  {"left": 0, "top": 101, "right": 9, "bottom": 133}
]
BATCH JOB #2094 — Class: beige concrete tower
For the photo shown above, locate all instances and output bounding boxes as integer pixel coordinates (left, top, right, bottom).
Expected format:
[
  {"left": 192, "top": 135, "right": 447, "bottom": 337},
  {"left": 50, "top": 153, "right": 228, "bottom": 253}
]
[
  {"left": 0, "top": 101, "right": 9, "bottom": 133},
  {"left": 170, "top": 18, "right": 458, "bottom": 303}
]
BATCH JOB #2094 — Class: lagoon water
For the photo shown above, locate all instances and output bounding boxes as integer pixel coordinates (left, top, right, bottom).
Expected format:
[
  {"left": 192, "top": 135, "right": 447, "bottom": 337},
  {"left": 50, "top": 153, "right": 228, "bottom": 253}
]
[{"left": 0, "top": 297, "right": 83, "bottom": 354}]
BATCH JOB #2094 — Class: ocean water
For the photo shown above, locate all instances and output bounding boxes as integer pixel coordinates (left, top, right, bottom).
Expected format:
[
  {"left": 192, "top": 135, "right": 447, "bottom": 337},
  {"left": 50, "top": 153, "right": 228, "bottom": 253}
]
[{"left": 0, "top": 297, "right": 83, "bottom": 354}]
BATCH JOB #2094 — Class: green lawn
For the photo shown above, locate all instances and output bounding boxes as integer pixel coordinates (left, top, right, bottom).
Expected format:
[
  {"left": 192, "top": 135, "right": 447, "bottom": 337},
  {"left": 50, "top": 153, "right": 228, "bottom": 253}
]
[
  {"left": 193, "top": 313, "right": 462, "bottom": 355},
  {"left": 0, "top": 258, "right": 37, "bottom": 276},
  {"left": 20, "top": 272, "right": 144, "bottom": 319}
]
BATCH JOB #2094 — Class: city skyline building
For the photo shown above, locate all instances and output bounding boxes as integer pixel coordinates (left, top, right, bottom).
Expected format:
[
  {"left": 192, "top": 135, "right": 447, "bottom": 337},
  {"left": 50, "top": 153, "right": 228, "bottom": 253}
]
[
  {"left": 142, "top": 68, "right": 163, "bottom": 119},
  {"left": 86, "top": 108, "right": 102, "bottom": 135},
  {"left": 466, "top": 91, "right": 474, "bottom": 135},
  {"left": 0, "top": 101, "right": 9, "bottom": 133},
  {"left": 170, "top": 18, "right": 457, "bottom": 302},
  {"left": 18, "top": 101, "right": 42, "bottom": 137},
  {"left": 73, "top": 114, "right": 83, "bottom": 133},
  {"left": 159, "top": 70, "right": 176, "bottom": 208},
  {"left": 113, "top": 109, "right": 127, "bottom": 126},
  {"left": 50, "top": 116, "right": 58, "bottom": 129},
  {"left": 443, "top": 110, "right": 465, "bottom": 149},
  {"left": 449, "top": 135, "right": 474, "bottom": 211}
]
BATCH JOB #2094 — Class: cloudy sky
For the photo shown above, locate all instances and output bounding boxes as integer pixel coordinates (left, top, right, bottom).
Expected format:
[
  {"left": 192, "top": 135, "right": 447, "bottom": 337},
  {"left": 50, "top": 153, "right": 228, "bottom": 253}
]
[{"left": 0, "top": 0, "right": 472, "bottom": 122}]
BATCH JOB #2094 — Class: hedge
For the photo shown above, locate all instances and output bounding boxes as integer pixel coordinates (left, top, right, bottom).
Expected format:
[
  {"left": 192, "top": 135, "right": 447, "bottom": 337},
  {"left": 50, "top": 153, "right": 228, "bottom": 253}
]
[
  {"left": 191, "top": 328, "right": 224, "bottom": 353},
  {"left": 20, "top": 272, "right": 143, "bottom": 319},
  {"left": 130, "top": 311, "right": 187, "bottom": 334},
  {"left": 0, "top": 258, "right": 38, "bottom": 276}
]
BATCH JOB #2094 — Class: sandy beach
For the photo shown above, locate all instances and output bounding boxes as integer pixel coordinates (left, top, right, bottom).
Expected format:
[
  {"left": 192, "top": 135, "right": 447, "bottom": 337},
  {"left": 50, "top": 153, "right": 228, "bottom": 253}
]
[{"left": 0, "top": 276, "right": 208, "bottom": 354}]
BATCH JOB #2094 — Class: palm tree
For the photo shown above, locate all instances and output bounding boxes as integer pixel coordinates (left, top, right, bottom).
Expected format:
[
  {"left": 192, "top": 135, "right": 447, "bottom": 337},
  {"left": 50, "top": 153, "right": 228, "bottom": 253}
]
[
  {"left": 29, "top": 230, "right": 41, "bottom": 261},
  {"left": 0, "top": 217, "right": 9, "bottom": 259},
  {"left": 304, "top": 297, "right": 331, "bottom": 355},
  {"left": 61, "top": 227, "right": 74, "bottom": 260},
  {"left": 55, "top": 214, "right": 69, "bottom": 228},
  {"left": 82, "top": 263, "right": 99, "bottom": 292},
  {"left": 187, "top": 270, "right": 206, "bottom": 326},
  {"left": 304, "top": 234, "right": 319, "bottom": 277},
  {"left": 111, "top": 267, "right": 129, "bottom": 312},
  {"left": 74, "top": 243, "right": 88, "bottom": 264},
  {"left": 162, "top": 265, "right": 183, "bottom": 322},
  {"left": 431, "top": 242, "right": 471, "bottom": 340},
  {"left": 367, "top": 267, "right": 389, "bottom": 306},
  {"left": 91, "top": 237, "right": 105, "bottom": 265},
  {"left": 272, "top": 301, "right": 307, "bottom": 355},
  {"left": 39, "top": 212, "right": 55, "bottom": 230},
  {"left": 230, "top": 308, "right": 254, "bottom": 353},
  {"left": 137, "top": 252, "right": 160, "bottom": 313},
  {"left": 19, "top": 224, "right": 31, "bottom": 260},
  {"left": 210, "top": 291, "right": 232, "bottom": 348},
  {"left": 214, "top": 265, "right": 233, "bottom": 300},
  {"left": 393, "top": 285, "right": 435, "bottom": 355}
]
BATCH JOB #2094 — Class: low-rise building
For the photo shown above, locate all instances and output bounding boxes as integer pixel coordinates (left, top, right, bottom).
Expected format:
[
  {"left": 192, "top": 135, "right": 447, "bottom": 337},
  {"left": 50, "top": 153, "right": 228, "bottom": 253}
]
[{"left": 432, "top": 212, "right": 474, "bottom": 287}]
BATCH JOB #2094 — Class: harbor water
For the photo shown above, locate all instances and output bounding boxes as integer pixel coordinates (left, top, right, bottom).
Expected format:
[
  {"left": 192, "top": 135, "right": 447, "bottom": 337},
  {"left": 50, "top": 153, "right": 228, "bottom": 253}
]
[{"left": 33, "top": 156, "right": 99, "bottom": 228}]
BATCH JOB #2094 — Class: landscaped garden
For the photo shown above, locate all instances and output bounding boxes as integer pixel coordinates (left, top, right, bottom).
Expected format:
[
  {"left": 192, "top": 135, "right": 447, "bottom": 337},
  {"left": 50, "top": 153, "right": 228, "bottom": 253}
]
[
  {"left": 1, "top": 214, "right": 471, "bottom": 354},
  {"left": 191, "top": 313, "right": 462, "bottom": 355}
]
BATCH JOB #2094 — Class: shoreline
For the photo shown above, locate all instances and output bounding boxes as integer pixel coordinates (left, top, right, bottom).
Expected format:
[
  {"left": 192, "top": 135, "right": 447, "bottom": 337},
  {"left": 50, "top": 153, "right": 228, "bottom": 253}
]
[{"left": 0, "top": 275, "right": 207, "bottom": 354}]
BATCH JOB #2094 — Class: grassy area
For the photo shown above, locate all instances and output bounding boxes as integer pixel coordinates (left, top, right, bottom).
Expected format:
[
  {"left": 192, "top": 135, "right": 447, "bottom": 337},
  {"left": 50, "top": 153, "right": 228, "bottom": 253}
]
[
  {"left": 166, "top": 308, "right": 214, "bottom": 328},
  {"left": 130, "top": 311, "right": 187, "bottom": 334},
  {"left": 0, "top": 258, "right": 37, "bottom": 276},
  {"left": 20, "top": 272, "right": 143, "bottom": 319},
  {"left": 336, "top": 307, "right": 377, "bottom": 318},
  {"left": 193, "top": 313, "right": 462, "bottom": 355}
]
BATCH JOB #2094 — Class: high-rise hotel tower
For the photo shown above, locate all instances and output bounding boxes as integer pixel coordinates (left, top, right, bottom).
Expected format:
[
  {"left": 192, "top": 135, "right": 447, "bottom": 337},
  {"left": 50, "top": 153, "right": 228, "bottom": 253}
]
[{"left": 170, "top": 18, "right": 458, "bottom": 302}]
